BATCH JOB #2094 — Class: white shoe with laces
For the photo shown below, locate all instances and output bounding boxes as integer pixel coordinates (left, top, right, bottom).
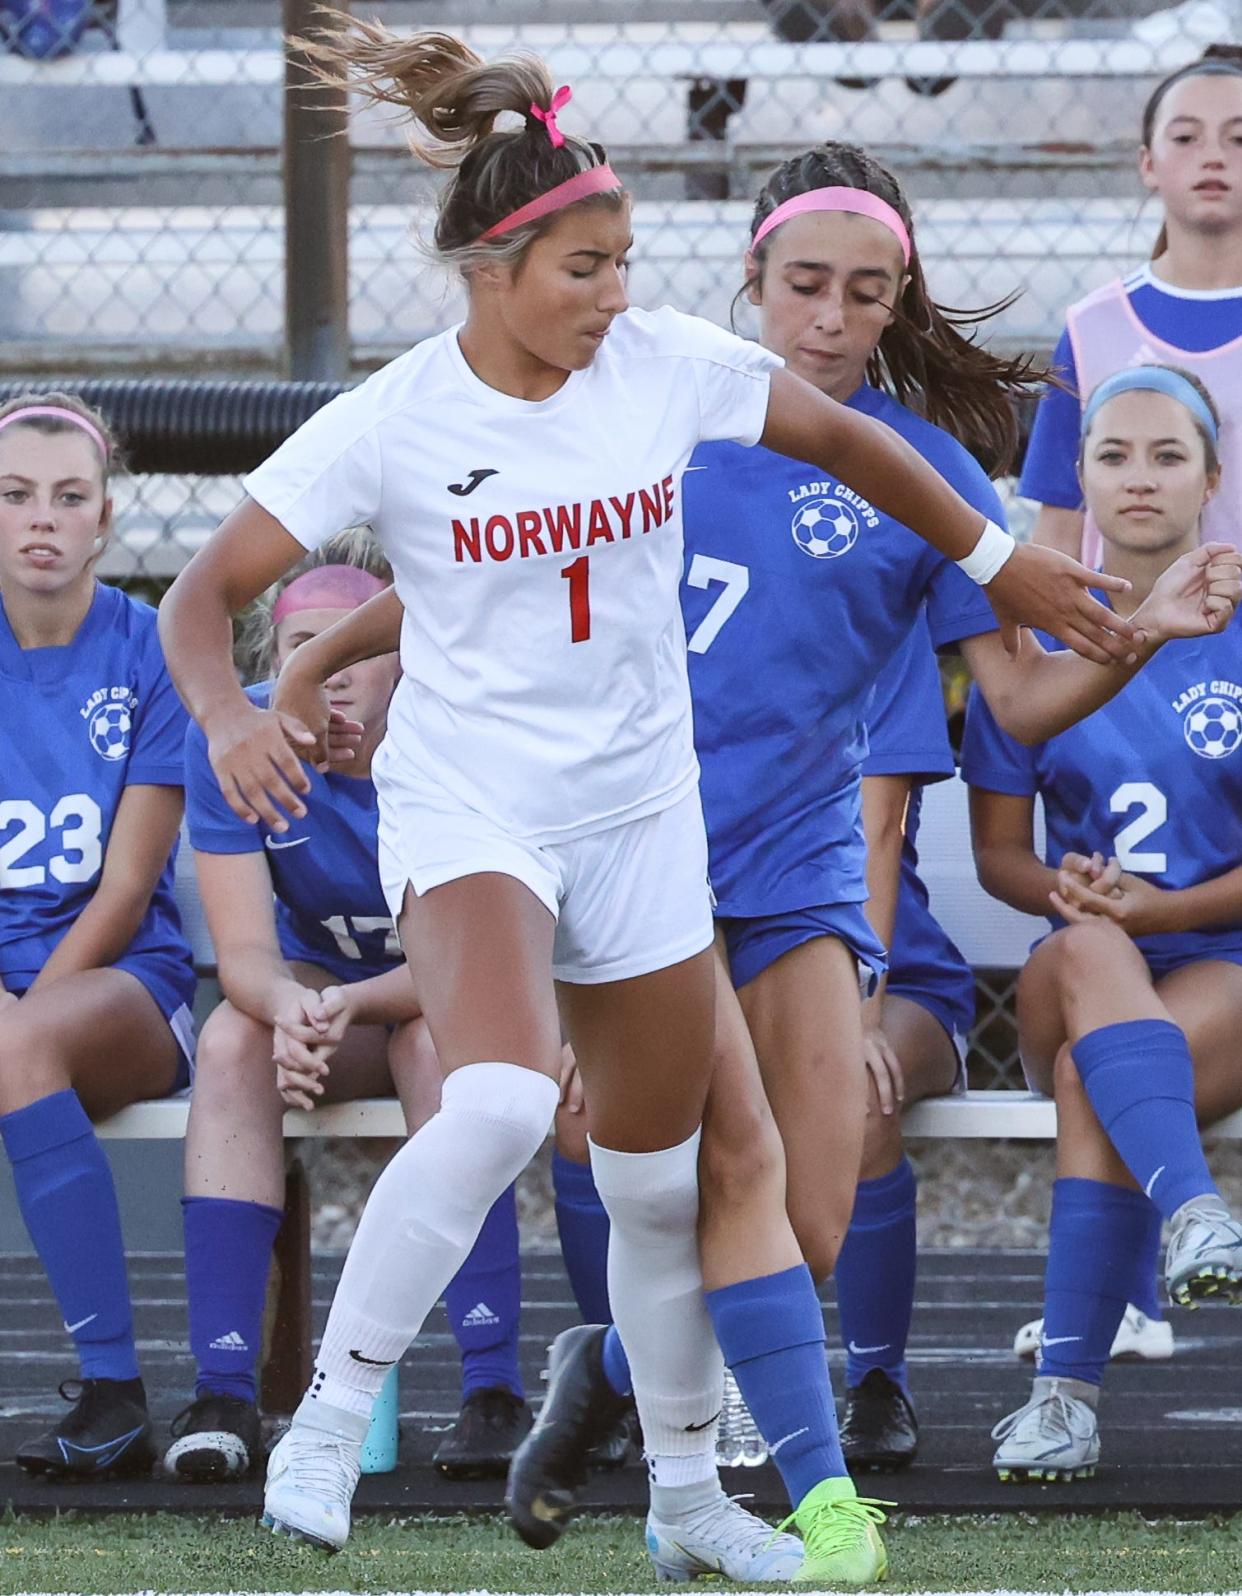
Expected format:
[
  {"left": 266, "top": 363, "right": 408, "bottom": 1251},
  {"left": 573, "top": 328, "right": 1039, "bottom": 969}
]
[
  {"left": 261, "top": 1418, "right": 363, "bottom": 1552},
  {"left": 1165, "top": 1197, "right": 1242, "bottom": 1306},
  {"left": 646, "top": 1490, "right": 803, "bottom": 1582},
  {"left": 992, "top": 1379, "right": 1100, "bottom": 1483},
  {"left": 1013, "top": 1303, "right": 1175, "bottom": 1363}
]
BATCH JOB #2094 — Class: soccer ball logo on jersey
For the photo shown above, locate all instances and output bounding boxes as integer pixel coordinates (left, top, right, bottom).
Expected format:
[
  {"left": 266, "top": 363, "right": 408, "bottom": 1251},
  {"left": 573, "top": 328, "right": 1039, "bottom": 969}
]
[
  {"left": 81, "top": 685, "right": 138, "bottom": 762},
  {"left": 1171, "top": 680, "right": 1242, "bottom": 760},
  {"left": 788, "top": 481, "right": 878, "bottom": 560}
]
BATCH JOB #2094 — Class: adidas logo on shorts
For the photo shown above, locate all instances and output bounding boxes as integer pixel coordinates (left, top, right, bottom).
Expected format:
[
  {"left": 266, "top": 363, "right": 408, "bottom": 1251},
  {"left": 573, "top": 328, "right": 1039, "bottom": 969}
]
[
  {"left": 208, "top": 1330, "right": 249, "bottom": 1352},
  {"left": 462, "top": 1301, "right": 500, "bottom": 1328}
]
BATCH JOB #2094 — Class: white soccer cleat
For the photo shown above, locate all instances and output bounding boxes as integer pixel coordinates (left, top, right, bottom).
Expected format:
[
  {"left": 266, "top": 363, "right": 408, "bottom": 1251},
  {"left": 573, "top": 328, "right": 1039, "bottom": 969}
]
[
  {"left": 992, "top": 1381, "right": 1100, "bottom": 1483},
  {"left": 1165, "top": 1198, "right": 1242, "bottom": 1307},
  {"left": 260, "top": 1421, "right": 362, "bottom": 1552},
  {"left": 1013, "top": 1303, "right": 1175, "bottom": 1363},
  {"left": 646, "top": 1491, "right": 803, "bottom": 1582}
]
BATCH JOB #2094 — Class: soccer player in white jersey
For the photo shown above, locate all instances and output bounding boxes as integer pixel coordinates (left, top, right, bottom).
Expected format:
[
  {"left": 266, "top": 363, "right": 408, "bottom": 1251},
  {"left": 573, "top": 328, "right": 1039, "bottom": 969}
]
[
  {"left": 0, "top": 395, "right": 195, "bottom": 1479},
  {"left": 964, "top": 369, "right": 1242, "bottom": 1481},
  {"left": 159, "top": 16, "right": 1147, "bottom": 1574}
]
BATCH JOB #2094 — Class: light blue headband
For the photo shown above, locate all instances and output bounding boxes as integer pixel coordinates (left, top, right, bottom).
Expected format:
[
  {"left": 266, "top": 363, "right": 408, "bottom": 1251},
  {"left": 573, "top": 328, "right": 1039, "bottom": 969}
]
[{"left": 1081, "top": 366, "right": 1219, "bottom": 443}]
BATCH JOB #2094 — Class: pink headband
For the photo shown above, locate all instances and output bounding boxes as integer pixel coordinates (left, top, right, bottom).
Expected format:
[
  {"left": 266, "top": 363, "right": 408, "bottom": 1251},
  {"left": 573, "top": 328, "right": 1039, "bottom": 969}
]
[
  {"left": 751, "top": 187, "right": 911, "bottom": 264},
  {"left": 481, "top": 162, "right": 622, "bottom": 241},
  {"left": 0, "top": 405, "right": 109, "bottom": 460},
  {"left": 272, "top": 565, "right": 388, "bottom": 626}
]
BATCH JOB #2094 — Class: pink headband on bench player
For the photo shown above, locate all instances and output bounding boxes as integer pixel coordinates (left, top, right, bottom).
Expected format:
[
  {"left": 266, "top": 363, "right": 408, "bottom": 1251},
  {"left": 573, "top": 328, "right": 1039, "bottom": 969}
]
[
  {"left": 0, "top": 405, "right": 109, "bottom": 461},
  {"left": 272, "top": 565, "right": 388, "bottom": 626},
  {"left": 751, "top": 187, "right": 911, "bottom": 265}
]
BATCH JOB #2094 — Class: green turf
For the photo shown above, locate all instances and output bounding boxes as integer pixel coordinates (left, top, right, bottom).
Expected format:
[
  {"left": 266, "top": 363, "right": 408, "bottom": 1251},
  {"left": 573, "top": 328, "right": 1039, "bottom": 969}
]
[{"left": 1, "top": 1511, "right": 1241, "bottom": 1594}]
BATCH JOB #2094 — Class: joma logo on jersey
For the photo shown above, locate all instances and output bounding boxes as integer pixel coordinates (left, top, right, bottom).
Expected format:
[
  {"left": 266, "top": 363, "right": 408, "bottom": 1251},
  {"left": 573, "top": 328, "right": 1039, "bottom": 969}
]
[
  {"left": 452, "top": 475, "right": 675, "bottom": 565},
  {"left": 1171, "top": 678, "right": 1242, "bottom": 761}
]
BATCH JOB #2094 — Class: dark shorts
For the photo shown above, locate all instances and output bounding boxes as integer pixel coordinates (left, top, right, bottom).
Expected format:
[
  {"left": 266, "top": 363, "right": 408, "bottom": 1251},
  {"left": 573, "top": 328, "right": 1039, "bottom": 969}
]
[
  {"left": 4, "top": 951, "right": 197, "bottom": 1096},
  {"left": 719, "top": 902, "right": 888, "bottom": 993}
]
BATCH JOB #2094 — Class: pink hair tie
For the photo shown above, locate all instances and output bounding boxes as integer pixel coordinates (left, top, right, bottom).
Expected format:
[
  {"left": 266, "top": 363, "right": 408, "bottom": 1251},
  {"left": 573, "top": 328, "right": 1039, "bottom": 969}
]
[
  {"left": 751, "top": 187, "right": 911, "bottom": 265},
  {"left": 529, "top": 84, "right": 572, "bottom": 148},
  {"left": 480, "top": 162, "right": 622, "bottom": 241},
  {"left": 272, "top": 565, "right": 388, "bottom": 626},
  {"left": 0, "top": 405, "right": 109, "bottom": 461}
]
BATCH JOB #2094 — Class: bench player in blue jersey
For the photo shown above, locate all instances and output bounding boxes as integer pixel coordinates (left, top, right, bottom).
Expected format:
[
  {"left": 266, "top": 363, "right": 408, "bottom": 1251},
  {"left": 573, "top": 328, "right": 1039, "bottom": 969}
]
[
  {"left": 964, "top": 367, "right": 1242, "bottom": 1483},
  {"left": 831, "top": 618, "right": 975, "bottom": 1473},
  {"left": 170, "top": 538, "right": 533, "bottom": 1483},
  {"left": 0, "top": 395, "right": 196, "bottom": 1480},
  {"left": 506, "top": 140, "right": 1242, "bottom": 1582}
]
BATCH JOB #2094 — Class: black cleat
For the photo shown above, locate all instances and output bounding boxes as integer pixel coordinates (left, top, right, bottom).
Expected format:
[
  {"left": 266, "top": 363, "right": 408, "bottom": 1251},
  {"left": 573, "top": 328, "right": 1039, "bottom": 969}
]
[
  {"left": 163, "top": 1392, "right": 264, "bottom": 1482},
  {"left": 434, "top": 1386, "right": 533, "bottom": 1480},
  {"left": 840, "top": 1368, "right": 918, "bottom": 1473},
  {"left": 587, "top": 1397, "right": 641, "bottom": 1471},
  {"left": 505, "top": 1324, "right": 632, "bottom": 1549},
  {"left": 16, "top": 1378, "right": 156, "bottom": 1480}
]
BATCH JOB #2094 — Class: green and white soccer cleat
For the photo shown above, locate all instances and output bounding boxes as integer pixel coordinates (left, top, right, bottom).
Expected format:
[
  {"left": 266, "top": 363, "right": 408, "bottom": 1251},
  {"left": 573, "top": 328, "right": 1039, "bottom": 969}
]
[
  {"left": 992, "top": 1379, "right": 1100, "bottom": 1483},
  {"left": 1165, "top": 1198, "right": 1242, "bottom": 1307}
]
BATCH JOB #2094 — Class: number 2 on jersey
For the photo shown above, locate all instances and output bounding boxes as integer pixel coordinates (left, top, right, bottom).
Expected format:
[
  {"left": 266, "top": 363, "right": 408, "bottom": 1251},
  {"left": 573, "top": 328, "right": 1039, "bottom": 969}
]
[
  {"left": 0, "top": 795, "right": 104, "bottom": 889},
  {"left": 1110, "top": 781, "right": 1167, "bottom": 873}
]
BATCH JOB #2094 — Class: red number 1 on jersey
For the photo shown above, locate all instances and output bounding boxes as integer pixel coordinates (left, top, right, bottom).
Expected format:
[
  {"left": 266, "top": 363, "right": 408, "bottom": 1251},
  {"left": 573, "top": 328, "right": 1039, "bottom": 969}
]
[{"left": 561, "top": 555, "right": 591, "bottom": 643}]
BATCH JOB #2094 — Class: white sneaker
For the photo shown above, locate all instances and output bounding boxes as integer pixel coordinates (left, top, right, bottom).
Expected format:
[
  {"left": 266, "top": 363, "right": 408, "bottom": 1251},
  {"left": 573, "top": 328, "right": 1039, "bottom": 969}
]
[
  {"left": 646, "top": 1492, "right": 804, "bottom": 1582},
  {"left": 1014, "top": 1303, "right": 1175, "bottom": 1363},
  {"left": 1165, "top": 1198, "right": 1242, "bottom": 1307},
  {"left": 261, "top": 1420, "right": 363, "bottom": 1552}
]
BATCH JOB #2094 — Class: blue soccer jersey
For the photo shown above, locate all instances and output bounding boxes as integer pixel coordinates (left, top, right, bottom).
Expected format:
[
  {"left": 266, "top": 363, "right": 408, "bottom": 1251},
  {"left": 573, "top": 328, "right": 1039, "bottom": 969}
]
[
  {"left": 1020, "top": 270, "right": 1242, "bottom": 510},
  {"left": 682, "top": 383, "right": 1000, "bottom": 918},
  {"left": 961, "top": 604, "right": 1242, "bottom": 968},
  {"left": 865, "top": 619, "right": 975, "bottom": 1040},
  {"left": 184, "top": 684, "right": 402, "bottom": 982},
  {"left": 0, "top": 581, "right": 194, "bottom": 990}
]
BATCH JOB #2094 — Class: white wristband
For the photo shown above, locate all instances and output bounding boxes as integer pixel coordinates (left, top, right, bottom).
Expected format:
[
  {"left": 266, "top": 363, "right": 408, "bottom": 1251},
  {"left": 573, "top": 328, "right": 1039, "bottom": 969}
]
[{"left": 955, "top": 519, "right": 1017, "bottom": 586}]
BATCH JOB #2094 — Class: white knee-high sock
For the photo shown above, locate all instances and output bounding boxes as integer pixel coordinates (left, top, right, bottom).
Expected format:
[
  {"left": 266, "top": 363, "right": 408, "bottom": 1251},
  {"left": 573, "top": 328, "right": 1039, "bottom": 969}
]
[
  {"left": 308, "top": 1062, "right": 558, "bottom": 1417},
  {"left": 589, "top": 1129, "right": 723, "bottom": 1485}
]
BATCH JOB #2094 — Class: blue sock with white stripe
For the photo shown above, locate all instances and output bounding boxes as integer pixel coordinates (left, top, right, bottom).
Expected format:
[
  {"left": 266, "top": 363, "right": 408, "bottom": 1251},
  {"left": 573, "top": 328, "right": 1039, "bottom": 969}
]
[
  {"left": 0, "top": 1089, "right": 138, "bottom": 1381},
  {"left": 443, "top": 1184, "right": 523, "bottom": 1399},
  {"left": 1071, "top": 1020, "right": 1216, "bottom": 1220},
  {"left": 707, "top": 1265, "right": 846, "bottom": 1505},
  {"left": 834, "top": 1156, "right": 918, "bottom": 1395},
  {"left": 1039, "top": 1178, "right": 1152, "bottom": 1386},
  {"left": 183, "top": 1195, "right": 284, "bottom": 1402}
]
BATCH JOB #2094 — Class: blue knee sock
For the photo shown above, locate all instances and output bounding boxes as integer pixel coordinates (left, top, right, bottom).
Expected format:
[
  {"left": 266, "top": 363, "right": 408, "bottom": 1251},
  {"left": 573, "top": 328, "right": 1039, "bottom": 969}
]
[
  {"left": 552, "top": 1151, "right": 613, "bottom": 1324},
  {"left": 707, "top": 1264, "right": 845, "bottom": 1507},
  {"left": 1071, "top": 1020, "right": 1216, "bottom": 1221},
  {"left": 601, "top": 1323, "right": 632, "bottom": 1397},
  {"left": 443, "top": 1184, "right": 523, "bottom": 1400},
  {"left": 0, "top": 1089, "right": 138, "bottom": 1381},
  {"left": 834, "top": 1157, "right": 917, "bottom": 1396},
  {"left": 1127, "top": 1200, "right": 1164, "bottom": 1321},
  {"left": 1039, "top": 1177, "right": 1153, "bottom": 1385},
  {"left": 183, "top": 1195, "right": 283, "bottom": 1402}
]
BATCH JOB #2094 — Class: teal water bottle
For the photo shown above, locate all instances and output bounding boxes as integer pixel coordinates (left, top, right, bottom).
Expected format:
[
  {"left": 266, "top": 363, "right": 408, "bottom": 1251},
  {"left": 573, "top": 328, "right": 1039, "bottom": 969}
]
[{"left": 360, "top": 1365, "right": 399, "bottom": 1474}]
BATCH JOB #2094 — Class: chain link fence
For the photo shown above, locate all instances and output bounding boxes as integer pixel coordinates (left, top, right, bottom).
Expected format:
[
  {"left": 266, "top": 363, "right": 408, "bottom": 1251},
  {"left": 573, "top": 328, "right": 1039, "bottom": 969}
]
[{"left": 4, "top": 0, "right": 1235, "bottom": 1086}]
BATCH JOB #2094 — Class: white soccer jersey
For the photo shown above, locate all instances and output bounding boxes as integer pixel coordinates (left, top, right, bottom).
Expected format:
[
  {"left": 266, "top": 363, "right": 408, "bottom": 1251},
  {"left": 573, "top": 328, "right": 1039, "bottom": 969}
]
[{"left": 244, "top": 307, "right": 779, "bottom": 842}]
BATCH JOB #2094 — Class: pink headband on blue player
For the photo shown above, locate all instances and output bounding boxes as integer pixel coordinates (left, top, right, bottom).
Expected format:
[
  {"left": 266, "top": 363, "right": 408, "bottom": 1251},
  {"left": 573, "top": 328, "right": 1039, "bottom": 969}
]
[
  {"left": 1081, "top": 366, "right": 1219, "bottom": 443},
  {"left": 272, "top": 565, "right": 388, "bottom": 626},
  {"left": 751, "top": 187, "right": 912, "bottom": 264}
]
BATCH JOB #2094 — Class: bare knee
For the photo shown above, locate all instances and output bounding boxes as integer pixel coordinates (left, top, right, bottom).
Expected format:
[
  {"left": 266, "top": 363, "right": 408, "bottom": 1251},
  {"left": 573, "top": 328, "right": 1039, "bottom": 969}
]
[
  {"left": 860, "top": 1094, "right": 904, "bottom": 1182},
  {"left": 699, "top": 1094, "right": 785, "bottom": 1214},
  {"left": 0, "top": 1009, "right": 67, "bottom": 1114},
  {"left": 192, "top": 1003, "right": 279, "bottom": 1107}
]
